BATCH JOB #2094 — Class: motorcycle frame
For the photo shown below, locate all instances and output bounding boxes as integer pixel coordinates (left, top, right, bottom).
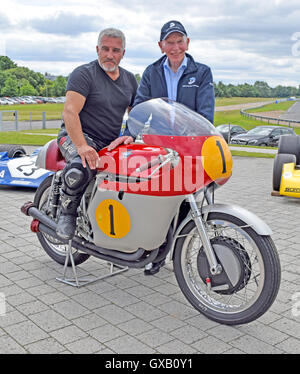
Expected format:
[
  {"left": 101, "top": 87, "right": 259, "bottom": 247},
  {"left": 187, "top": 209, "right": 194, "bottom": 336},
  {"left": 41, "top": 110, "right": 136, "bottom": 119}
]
[
  {"left": 34, "top": 168, "right": 273, "bottom": 279},
  {"left": 80, "top": 174, "right": 222, "bottom": 273}
]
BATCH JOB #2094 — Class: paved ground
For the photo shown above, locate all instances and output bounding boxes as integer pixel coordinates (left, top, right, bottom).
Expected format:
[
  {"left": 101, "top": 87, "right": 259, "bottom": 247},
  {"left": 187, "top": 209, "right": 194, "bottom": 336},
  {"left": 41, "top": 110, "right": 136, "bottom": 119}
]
[
  {"left": 0, "top": 120, "right": 62, "bottom": 132},
  {"left": 280, "top": 101, "right": 300, "bottom": 121},
  {"left": 0, "top": 156, "right": 300, "bottom": 354}
]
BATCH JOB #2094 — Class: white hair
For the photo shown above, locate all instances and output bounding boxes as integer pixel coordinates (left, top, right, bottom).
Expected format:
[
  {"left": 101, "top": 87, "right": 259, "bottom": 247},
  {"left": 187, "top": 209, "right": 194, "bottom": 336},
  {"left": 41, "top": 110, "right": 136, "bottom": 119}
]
[{"left": 97, "top": 28, "right": 126, "bottom": 50}]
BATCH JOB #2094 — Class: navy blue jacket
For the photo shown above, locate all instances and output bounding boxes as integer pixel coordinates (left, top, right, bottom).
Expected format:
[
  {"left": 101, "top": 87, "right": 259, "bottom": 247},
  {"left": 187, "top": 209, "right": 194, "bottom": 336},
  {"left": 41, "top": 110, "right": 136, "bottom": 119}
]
[{"left": 133, "top": 53, "right": 215, "bottom": 124}]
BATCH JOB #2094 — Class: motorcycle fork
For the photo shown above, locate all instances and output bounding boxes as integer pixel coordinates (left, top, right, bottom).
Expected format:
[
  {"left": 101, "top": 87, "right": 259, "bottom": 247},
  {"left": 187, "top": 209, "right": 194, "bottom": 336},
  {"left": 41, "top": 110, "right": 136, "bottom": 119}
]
[{"left": 187, "top": 194, "right": 222, "bottom": 275}]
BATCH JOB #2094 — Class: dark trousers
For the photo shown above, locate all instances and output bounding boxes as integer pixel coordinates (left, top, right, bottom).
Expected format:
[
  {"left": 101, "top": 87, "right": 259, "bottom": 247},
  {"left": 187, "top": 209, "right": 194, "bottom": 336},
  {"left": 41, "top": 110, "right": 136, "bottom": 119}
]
[{"left": 57, "top": 130, "right": 99, "bottom": 195}]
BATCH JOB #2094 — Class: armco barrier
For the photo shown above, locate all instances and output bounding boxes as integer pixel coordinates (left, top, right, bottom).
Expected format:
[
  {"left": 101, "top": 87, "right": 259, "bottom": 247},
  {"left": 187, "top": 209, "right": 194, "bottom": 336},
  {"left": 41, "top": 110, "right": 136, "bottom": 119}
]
[{"left": 240, "top": 100, "right": 300, "bottom": 128}]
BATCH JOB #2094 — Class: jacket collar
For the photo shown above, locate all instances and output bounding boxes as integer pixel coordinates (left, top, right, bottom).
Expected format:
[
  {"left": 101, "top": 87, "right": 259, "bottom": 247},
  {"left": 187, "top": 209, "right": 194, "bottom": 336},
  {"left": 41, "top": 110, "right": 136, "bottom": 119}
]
[{"left": 155, "top": 53, "right": 198, "bottom": 75}]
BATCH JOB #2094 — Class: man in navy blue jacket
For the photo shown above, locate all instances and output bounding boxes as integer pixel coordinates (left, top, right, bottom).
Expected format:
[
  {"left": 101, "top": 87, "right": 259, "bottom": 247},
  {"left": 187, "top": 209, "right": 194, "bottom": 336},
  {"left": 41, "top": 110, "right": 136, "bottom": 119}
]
[
  {"left": 133, "top": 20, "right": 215, "bottom": 124},
  {"left": 134, "top": 21, "right": 215, "bottom": 275}
]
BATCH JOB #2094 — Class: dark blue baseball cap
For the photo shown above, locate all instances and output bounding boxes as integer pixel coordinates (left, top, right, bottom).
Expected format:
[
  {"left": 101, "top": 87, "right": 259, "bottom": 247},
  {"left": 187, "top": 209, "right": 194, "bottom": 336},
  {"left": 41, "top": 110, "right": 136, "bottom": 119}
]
[{"left": 160, "top": 20, "right": 187, "bottom": 41}]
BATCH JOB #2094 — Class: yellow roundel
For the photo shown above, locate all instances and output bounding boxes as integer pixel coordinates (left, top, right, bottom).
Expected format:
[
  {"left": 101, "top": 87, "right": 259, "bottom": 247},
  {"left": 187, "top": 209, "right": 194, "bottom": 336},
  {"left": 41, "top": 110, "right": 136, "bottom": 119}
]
[
  {"left": 96, "top": 199, "right": 131, "bottom": 238},
  {"left": 201, "top": 136, "right": 232, "bottom": 181}
]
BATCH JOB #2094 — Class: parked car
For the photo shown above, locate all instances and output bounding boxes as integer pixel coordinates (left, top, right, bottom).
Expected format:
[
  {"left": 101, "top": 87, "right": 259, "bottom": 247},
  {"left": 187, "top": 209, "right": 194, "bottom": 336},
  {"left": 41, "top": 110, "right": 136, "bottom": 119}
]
[
  {"left": 55, "top": 97, "right": 66, "bottom": 103},
  {"left": 8, "top": 97, "right": 21, "bottom": 104},
  {"left": 34, "top": 96, "right": 48, "bottom": 103},
  {"left": 0, "top": 98, "right": 10, "bottom": 105},
  {"left": 231, "top": 126, "right": 296, "bottom": 146},
  {"left": 215, "top": 124, "right": 246, "bottom": 143},
  {"left": 45, "top": 97, "right": 58, "bottom": 103},
  {"left": 19, "top": 97, "right": 37, "bottom": 104},
  {"left": 11, "top": 97, "right": 22, "bottom": 104},
  {"left": 3, "top": 97, "right": 15, "bottom": 105},
  {"left": 15, "top": 98, "right": 26, "bottom": 104}
]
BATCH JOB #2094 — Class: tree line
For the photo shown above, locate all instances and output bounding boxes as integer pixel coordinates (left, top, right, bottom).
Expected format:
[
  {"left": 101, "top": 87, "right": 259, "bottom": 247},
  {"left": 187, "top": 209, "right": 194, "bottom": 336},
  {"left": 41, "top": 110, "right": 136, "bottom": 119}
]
[
  {"left": 0, "top": 56, "right": 299, "bottom": 99},
  {"left": 0, "top": 56, "right": 67, "bottom": 97},
  {"left": 214, "top": 81, "right": 300, "bottom": 98}
]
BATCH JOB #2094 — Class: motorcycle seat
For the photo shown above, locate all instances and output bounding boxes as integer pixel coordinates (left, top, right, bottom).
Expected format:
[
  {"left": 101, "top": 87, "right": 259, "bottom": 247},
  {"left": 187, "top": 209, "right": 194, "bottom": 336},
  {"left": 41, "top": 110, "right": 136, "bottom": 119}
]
[{"left": 45, "top": 139, "right": 66, "bottom": 171}]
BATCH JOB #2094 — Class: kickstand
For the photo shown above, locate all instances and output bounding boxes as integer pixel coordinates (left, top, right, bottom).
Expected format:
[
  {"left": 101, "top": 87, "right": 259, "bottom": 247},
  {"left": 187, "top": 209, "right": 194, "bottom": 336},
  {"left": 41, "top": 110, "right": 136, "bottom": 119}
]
[{"left": 56, "top": 240, "right": 128, "bottom": 288}]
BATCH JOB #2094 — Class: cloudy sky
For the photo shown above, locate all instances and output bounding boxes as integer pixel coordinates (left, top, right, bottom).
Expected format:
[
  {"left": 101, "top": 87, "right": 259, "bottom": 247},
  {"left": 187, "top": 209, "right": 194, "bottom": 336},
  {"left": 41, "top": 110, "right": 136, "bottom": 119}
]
[{"left": 1, "top": 0, "right": 300, "bottom": 87}]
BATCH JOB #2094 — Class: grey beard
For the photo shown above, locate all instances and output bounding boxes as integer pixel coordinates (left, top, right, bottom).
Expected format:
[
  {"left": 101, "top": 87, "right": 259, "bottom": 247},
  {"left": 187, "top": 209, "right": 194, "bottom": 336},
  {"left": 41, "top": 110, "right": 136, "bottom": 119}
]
[{"left": 99, "top": 61, "right": 117, "bottom": 72}]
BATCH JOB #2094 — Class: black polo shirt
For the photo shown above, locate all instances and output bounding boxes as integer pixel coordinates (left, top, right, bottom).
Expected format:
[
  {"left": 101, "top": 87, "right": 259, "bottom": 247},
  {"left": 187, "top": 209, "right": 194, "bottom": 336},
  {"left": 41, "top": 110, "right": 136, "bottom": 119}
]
[{"left": 64, "top": 59, "right": 138, "bottom": 148}]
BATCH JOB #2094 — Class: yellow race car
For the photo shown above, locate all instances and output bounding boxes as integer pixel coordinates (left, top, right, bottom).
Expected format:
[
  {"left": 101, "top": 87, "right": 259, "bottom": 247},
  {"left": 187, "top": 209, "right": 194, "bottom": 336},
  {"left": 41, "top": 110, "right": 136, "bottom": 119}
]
[{"left": 272, "top": 135, "right": 300, "bottom": 198}]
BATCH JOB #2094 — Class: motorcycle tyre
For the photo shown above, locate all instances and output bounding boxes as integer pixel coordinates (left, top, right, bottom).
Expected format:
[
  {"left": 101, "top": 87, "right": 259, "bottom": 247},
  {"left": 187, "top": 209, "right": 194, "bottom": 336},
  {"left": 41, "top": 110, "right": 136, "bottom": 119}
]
[
  {"left": 173, "top": 212, "right": 281, "bottom": 325},
  {"left": 34, "top": 175, "right": 90, "bottom": 266}
]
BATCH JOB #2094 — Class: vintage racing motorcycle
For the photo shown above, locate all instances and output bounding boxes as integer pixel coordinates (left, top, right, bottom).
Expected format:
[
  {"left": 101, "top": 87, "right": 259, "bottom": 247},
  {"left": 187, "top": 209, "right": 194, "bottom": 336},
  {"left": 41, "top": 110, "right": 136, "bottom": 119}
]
[{"left": 21, "top": 98, "right": 281, "bottom": 325}]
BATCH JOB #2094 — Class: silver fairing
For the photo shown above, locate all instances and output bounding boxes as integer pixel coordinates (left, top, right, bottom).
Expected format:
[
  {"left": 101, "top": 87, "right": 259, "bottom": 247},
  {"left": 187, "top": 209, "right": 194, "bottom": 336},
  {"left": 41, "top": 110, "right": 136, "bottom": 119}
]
[{"left": 87, "top": 186, "right": 185, "bottom": 253}]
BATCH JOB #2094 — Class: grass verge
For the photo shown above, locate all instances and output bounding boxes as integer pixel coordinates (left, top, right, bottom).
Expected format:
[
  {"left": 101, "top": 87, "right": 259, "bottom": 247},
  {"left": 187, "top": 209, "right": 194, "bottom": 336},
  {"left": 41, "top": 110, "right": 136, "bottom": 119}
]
[
  {"left": 230, "top": 150, "right": 275, "bottom": 158},
  {"left": 0, "top": 130, "right": 58, "bottom": 145},
  {"left": 245, "top": 100, "right": 296, "bottom": 113},
  {"left": 0, "top": 103, "right": 64, "bottom": 121},
  {"left": 230, "top": 143, "right": 276, "bottom": 150},
  {"left": 215, "top": 97, "right": 276, "bottom": 106}
]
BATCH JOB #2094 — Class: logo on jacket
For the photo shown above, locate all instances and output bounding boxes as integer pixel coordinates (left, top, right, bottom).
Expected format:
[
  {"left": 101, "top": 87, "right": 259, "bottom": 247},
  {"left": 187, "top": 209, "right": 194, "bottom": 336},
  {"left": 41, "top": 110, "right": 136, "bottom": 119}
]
[{"left": 182, "top": 77, "right": 199, "bottom": 88}]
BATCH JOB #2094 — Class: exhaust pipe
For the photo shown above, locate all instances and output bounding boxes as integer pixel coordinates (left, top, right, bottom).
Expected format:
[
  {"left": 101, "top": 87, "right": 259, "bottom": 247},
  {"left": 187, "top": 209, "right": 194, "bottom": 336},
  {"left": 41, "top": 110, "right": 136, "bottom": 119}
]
[
  {"left": 21, "top": 202, "right": 57, "bottom": 232},
  {"left": 21, "top": 201, "right": 158, "bottom": 268}
]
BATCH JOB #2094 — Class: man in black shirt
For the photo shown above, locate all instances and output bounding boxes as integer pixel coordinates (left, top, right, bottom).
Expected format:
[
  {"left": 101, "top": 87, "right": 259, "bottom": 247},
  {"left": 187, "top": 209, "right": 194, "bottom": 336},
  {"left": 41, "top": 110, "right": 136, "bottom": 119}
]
[{"left": 56, "top": 28, "right": 138, "bottom": 240}]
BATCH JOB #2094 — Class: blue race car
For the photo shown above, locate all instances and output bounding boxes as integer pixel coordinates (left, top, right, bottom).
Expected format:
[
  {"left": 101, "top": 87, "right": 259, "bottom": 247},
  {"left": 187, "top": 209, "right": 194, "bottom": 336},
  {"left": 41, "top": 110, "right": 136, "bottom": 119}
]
[{"left": 0, "top": 145, "right": 53, "bottom": 188}]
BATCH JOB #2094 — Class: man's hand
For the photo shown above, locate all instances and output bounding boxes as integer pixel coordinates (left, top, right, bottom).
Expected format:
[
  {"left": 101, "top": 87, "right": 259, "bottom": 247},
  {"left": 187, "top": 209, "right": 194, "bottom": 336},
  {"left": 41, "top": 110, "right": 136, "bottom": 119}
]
[
  {"left": 77, "top": 144, "right": 100, "bottom": 169},
  {"left": 107, "top": 136, "right": 134, "bottom": 151}
]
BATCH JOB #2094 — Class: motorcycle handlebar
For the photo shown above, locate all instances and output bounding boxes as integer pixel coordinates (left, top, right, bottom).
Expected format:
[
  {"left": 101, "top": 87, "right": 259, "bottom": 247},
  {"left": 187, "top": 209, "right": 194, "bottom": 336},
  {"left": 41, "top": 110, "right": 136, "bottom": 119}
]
[{"left": 135, "top": 155, "right": 163, "bottom": 173}]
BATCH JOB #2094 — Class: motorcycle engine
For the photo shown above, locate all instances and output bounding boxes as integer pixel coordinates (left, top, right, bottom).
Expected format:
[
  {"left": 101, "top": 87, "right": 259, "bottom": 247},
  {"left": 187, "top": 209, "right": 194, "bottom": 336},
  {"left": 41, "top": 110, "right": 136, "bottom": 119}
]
[{"left": 197, "top": 236, "right": 252, "bottom": 295}]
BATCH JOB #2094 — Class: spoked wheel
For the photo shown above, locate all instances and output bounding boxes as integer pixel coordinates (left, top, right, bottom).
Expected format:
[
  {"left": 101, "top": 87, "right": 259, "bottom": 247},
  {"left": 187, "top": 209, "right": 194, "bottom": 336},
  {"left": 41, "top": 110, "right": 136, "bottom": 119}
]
[
  {"left": 34, "top": 175, "right": 90, "bottom": 266},
  {"left": 173, "top": 212, "right": 281, "bottom": 325}
]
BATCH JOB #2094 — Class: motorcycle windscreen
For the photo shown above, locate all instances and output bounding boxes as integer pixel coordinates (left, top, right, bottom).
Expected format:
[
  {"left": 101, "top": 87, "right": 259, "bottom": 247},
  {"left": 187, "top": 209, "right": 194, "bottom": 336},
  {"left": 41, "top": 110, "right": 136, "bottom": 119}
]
[
  {"left": 127, "top": 98, "right": 232, "bottom": 189},
  {"left": 128, "top": 98, "right": 218, "bottom": 138}
]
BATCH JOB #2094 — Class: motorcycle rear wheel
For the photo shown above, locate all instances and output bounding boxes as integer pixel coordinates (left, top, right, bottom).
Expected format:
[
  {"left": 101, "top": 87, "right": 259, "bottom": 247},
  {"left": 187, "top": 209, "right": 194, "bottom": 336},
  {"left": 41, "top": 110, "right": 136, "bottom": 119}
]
[
  {"left": 173, "top": 212, "right": 281, "bottom": 325},
  {"left": 34, "top": 175, "right": 90, "bottom": 266}
]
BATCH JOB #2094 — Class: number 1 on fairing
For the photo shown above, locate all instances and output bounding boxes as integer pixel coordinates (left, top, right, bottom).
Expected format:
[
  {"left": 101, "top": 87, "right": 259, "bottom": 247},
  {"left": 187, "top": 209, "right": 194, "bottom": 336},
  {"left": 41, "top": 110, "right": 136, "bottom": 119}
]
[
  {"left": 216, "top": 140, "right": 226, "bottom": 174},
  {"left": 109, "top": 204, "right": 116, "bottom": 236}
]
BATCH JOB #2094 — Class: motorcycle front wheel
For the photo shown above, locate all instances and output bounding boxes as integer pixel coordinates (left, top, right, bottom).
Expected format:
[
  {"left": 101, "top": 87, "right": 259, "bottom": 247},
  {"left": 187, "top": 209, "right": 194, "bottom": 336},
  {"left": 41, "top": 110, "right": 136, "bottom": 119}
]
[
  {"left": 173, "top": 212, "right": 281, "bottom": 325},
  {"left": 34, "top": 175, "right": 90, "bottom": 266}
]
